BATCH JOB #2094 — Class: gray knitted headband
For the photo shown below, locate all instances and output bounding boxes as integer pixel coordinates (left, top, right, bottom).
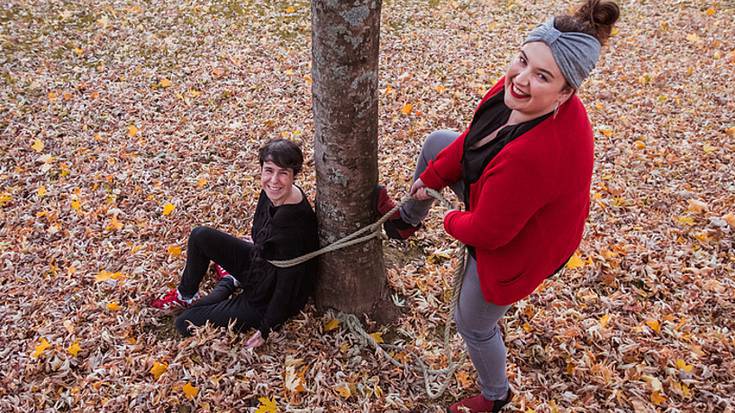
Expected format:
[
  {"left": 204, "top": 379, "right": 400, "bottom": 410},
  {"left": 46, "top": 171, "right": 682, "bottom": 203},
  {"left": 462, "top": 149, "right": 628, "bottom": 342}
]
[{"left": 523, "top": 17, "right": 601, "bottom": 89}]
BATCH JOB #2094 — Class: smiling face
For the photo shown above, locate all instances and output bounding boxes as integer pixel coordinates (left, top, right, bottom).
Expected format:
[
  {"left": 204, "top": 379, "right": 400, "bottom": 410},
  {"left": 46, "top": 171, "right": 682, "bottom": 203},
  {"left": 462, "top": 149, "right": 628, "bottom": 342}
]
[
  {"left": 504, "top": 41, "right": 574, "bottom": 123},
  {"left": 261, "top": 160, "right": 295, "bottom": 206}
]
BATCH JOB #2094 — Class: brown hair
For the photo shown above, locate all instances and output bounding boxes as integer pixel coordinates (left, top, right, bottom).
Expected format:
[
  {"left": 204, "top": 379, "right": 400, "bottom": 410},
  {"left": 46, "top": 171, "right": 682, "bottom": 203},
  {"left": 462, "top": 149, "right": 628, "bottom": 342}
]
[{"left": 555, "top": 0, "right": 620, "bottom": 46}]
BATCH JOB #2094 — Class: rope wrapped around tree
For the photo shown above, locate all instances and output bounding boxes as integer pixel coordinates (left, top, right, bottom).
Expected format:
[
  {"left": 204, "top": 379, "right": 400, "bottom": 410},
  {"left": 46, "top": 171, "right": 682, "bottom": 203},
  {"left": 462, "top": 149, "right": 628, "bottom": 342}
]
[{"left": 268, "top": 188, "right": 467, "bottom": 399}]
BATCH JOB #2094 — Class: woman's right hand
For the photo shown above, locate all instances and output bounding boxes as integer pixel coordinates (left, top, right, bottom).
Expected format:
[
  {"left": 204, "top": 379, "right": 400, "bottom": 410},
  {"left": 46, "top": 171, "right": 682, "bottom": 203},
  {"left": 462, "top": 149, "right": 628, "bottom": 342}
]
[{"left": 409, "top": 178, "right": 431, "bottom": 201}]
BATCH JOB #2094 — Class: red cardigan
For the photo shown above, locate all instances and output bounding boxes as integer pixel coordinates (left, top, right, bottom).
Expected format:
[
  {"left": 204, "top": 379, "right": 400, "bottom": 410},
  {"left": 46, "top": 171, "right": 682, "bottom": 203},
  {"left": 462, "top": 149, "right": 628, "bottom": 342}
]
[{"left": 420, "top": 78, "right": 593, "bottom": 305}]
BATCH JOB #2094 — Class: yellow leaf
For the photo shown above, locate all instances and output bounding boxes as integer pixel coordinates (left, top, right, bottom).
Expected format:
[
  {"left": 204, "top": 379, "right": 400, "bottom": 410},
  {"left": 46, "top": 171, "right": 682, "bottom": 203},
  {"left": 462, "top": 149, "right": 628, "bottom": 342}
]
[
  {"left": 94, "top": 132, "right": 103, "bottom": 141},
  {"left": 633, "top": 140, "right": 646, "bottom": 149},
  {"left": 565, "top": 252, "right": 585, "bottom": 270},
  {"left": 32, "top": 139, "right": 45, "bottom": 152},
  {"left": 725, "top": 127, "right": 735, "bottom": 137},
  {"left": 95, "top": 270, "right": 113, "bottom": 282},
  {"left": 159, "top": 78, "right": 172, "bottom": 88},
  {"left": 702, "top": 143, "right": 716, "bottom": 154},
  {"left": 168, "top": 245, "right": 182, "bottom": 257},
  {"left": 67, "top": 341, "right": 81, "bottom": 357},
  {"left": 676, "top": 216, "right": 695, "bottom": 226},
  {"left": 369, "top": 332, "right": 384, "bottom": 344},
  {"left": 335, "top": 384, "right": 351, "bottom": 399},
  {"left": 150, "top": 361, "right": 168, "bottom": 380},
  {"left": 723, "top": 213, "right": 735, "bottom": 228},
  {"left": 705, "top": 7, "right": 716, "bottom": 16},
  {"left": 638, "top": 74, "right": 651, "bottom": 85},
  {"left": 255, "top": 396, "right": 277, "bottom": 413},
  {"left": 71, "top": 199, "right": 81, "bottom": 211},
  {"left": 600, "top": 127, "right": 613, "bottom": 137},
  {"left": 106, "top": 302, "right": 121, "bottom": 311},
  {"left": 0, "top": 193, "right": 12, "bottom": 207},
  {"left": 675, "top": 359, "right": 694, "bottom": 374},
  {"left": 522, "top": 322, "right": 532, "bottom": 332},
  {"left": 599, "top": 314, "right": 611, "bottom": 328},
  {"left": 611, "top": 27, "right": 619, "bottom": 36},
  {"left": 73, "top": 47, "right": 84, "bottom": 56},
  {"left": 645, "top": 319, "right": 661, "bottom": 333},
  {"left": 384, "top": 84, "right": 393, "bottom": 94},
  {"left": 48, "top": 91, "right": 58, "bottom": 101},
  {"left": 182, "top": 383, "right": 199, "bottom": 399},
  {"left": 434, "top": 84, "right": 446, "bottom": 93},
  {"left": 187, "top": 89, "right": 201, "bottom": 98},
  {"left": 32, "top": 338, "right": 51, "bottom": 358},
  {"left": 285, "top": 6, "right": 296, "bottom": 13},
  {"left": 686, "top": 33, "right": 700, "bottom": 43},
  {"left": 106, "top": 215, "right": 123, "bottom": 231},
  {"left": 37, "top": 186, "right": 47, "bottom": 197},
  {"left": 323, "top": 318, "right": 341, "bottom": 332},
  {"left": 651, "top": 390, "right": 666, "bottom": 405},
  {"left": 594, "top": 102, "right": 604, "bottom": 110},
  {"left": 687, "top": 199, "right": 707, "bottom": 214},
  {"left": 401, "top": 103, "right": 413, "bottom": 115},
  {"left": 196, "top": 178, "right": 208, "bottom": 188},
  {"left": 162, "top": 203, "right": 175, "bottom": 216},
  {"left": 128, "top": 125, "right": 138, "bottom": 137}
]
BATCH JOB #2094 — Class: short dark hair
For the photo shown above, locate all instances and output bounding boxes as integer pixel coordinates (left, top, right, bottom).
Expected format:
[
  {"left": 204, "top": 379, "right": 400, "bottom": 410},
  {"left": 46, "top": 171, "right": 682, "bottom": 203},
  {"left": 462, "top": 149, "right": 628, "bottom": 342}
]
[{"left": 258, "top": 139, "right": 304, "bottom": 175}]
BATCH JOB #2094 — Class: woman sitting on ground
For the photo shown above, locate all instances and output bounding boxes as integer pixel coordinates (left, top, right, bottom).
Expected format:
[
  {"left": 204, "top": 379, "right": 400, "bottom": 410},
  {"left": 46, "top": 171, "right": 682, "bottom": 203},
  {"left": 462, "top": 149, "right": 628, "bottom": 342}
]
[
  {"left": 150, "top": 139, "right": 318, "bottom": 349},
  {"left": 375, "top": 0, "right": 619, "bottom": 411}
]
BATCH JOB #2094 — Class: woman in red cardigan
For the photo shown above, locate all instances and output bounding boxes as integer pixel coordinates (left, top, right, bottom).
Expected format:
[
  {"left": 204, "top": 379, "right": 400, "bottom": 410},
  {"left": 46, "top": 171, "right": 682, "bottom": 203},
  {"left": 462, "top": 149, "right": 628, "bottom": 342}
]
[{"left": 376, "top": 1, "right": 619, "bottom": 411}]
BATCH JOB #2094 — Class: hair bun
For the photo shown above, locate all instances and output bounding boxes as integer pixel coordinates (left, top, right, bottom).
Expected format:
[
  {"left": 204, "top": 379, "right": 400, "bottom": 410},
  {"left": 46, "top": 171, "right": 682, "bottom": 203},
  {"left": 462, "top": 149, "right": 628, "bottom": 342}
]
[{"left": 575, "top": 0, "right": 620, "bottom": 44}]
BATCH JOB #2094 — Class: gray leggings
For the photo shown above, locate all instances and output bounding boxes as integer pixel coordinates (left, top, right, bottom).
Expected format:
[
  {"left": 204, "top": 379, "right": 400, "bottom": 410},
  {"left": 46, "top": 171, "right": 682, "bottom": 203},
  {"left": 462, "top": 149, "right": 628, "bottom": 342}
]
[{"left": 403, "top": 130, "right": 512, "bottom": 400}]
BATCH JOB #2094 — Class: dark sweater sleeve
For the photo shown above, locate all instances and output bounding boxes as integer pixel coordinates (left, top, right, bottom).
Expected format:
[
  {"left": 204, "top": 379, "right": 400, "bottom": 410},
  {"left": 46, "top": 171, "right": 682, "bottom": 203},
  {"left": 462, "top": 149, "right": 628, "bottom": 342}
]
[{"left": 257, "top": 214, "right": 316, "bottom": 340}]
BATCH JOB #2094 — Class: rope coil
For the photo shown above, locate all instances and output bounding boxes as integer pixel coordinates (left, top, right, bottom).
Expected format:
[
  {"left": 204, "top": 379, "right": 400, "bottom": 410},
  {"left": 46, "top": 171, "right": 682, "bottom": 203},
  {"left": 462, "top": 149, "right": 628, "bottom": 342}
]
[{"left": 268, "top": 188, "right": 466, "bottom": 399}]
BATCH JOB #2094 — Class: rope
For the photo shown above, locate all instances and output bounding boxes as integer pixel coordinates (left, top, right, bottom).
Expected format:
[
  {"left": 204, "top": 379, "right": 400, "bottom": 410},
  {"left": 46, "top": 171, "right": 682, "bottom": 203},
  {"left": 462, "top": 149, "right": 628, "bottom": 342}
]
[{"left": 268, "top": 188, "right": 467, "bottom": 399}]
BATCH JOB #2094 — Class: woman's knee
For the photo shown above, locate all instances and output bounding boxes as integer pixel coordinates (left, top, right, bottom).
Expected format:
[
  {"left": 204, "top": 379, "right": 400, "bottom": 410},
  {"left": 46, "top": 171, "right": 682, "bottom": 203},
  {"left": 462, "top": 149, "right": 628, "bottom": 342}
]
[
  {"left": 422, "top": 130, "right": 459, "bottom": 159},
  {"left": 455, "top": 309, "right": 500, "bottom": 342}
]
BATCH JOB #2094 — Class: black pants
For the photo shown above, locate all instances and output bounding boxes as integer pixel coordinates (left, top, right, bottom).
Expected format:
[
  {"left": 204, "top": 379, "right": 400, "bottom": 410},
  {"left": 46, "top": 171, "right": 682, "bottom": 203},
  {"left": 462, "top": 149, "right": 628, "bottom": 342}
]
[{"left": 174, "top": 226, "right": 263, "bottom": 336}]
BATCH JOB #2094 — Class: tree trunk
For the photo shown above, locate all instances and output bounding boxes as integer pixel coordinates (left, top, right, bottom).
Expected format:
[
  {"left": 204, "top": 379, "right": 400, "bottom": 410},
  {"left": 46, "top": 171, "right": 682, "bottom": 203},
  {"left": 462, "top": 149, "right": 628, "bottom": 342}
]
[{"left": 311, "top": 0, "right": 394, "bottom": 320}]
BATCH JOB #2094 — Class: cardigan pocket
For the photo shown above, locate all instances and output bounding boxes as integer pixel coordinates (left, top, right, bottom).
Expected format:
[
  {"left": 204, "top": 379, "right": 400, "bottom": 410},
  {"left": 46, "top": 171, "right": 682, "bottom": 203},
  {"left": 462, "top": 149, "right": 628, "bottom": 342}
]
[{"left": 497, "top": 271, "right": 523, "bottom": 286}]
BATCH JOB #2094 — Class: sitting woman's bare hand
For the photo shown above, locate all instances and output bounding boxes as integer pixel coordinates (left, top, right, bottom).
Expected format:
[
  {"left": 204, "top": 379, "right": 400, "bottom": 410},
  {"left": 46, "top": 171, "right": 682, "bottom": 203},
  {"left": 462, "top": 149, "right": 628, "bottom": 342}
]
[{"left": 409, "top": 178, "right": 432, "bottom": 201}]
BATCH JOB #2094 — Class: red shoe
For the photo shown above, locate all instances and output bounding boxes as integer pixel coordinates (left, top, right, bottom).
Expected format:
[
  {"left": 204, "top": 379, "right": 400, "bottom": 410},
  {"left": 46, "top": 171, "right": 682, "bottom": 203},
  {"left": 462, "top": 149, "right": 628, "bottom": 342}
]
[
  {"left": 447, "top": 389, "right": 513, "bottom": 413},
  {"left": 213, "top": 263, "right": 230, "bottom": 280},
  {"left": 150, "top": 288, "right": 199, "bottom": 313},
  {"left": 373, "top": 185, "right": 421, "bottom": 240}
]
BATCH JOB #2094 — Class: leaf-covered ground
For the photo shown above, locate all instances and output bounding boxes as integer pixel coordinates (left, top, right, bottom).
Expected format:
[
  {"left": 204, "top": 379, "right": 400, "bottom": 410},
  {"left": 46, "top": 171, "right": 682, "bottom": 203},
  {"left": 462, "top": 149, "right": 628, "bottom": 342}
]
[{"left": 1, "top": 0, "right": 734, "bottom": 411}]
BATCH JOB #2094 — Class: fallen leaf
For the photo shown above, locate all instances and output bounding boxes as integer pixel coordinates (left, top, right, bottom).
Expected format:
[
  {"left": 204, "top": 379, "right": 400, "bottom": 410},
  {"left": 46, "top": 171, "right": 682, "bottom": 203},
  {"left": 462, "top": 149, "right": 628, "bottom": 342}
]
[
  {"left": 31, "top": 338, "right": 51, "bottom": 359},
  {"left": 565, "top": 252, "right": 585, "bottom": 270},
  {"left": 167, "top": 245, "right": 182, "bottom": 257},
  {"left": 323, "top": 319, "right": 340, "bottom": 332},
  {"left": 651, "top": 390, "right": 666, "bottom": 405},
  {"left": 645, "top": 319, "right": 661, "bottom": 333},
  {"left": 401, "top": 103, "right": 413, "bottom": 115},
  {"left": 37, "top": 186, "right": 47, "bottom": 197},
  {"left": 369, "top": 332, "right": 384, "bottom": 344},
  {"left": 162, "top": 203, "right": 175, "bottom": 216},
  {"left": 599, "top": 314, "right": 611, "bottom": 329},
  {"left": 159, "top": 78, "right": 172, "bottom": 88},
  {"left": 687, "top": 199, "right": 707, "bottom": 214},
  {"left": 128, "top": 125, "right": 138, "bottom": 137},
  {"left": 255, "top": 396, "right": 277, "bottom": 413},
  {"left": 67, "top": 341, "right": 81, "bottom": 357},
  {"left": 675, "top": 359, "right": 693, "bottom": 374},
  {"left": 182, "top": 382, "right": 199, "bottom": 399},
  {"left": 723, "top": 213, "right": 735, "bottom": 228},
  {"left": 106, "top": 302, "right": 121, "bottom": 311},
  {"left": 335, "top": 384, "right": 351, "bottom": 399},
  {"left": 150, "top": 361, "right": 168, "bottom": 380},
  {"left": 32, "top": 139, "right": 45, "bottom": 152}
]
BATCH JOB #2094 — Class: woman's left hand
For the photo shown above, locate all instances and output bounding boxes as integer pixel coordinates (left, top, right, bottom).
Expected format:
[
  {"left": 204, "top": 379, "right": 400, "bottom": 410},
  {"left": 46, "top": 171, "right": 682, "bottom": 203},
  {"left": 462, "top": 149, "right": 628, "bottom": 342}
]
[{"left": 245, "top": 331, "right": 265, "bottom": 349}]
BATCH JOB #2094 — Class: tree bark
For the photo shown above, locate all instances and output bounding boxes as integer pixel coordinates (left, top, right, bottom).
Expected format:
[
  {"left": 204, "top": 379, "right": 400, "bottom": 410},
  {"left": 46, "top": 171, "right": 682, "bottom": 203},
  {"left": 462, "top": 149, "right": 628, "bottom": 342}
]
[{"left": 311, "top": 0, "right": 393, "bottom": 320}]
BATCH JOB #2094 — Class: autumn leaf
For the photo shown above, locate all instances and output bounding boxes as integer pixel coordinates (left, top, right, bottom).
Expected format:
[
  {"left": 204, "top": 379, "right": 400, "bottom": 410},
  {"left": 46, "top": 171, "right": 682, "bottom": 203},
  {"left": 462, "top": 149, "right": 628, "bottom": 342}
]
[
  {"left": 675, "top": 359, "right": 694, "bottom": 374},
  {"left": 599, "top": 314, "right": 611, "bottom": 328},
  {"left": 106, "top": 302, "right": 121, "bottom": 311},
  {"left": 196, "top": 178, "right": 208, "bottom": 188},
  {"left": 128, "top": 125, "right": 138, "bottom": 138},
  {"left": 705, "top": 7, "right": 716, "bottom": 16},
  {"left": 67, "top": 341, "right": 81, "bottom": 357},
  {"left": 651, "top": 390, "right": 666, "bottom": 405},
  {"left": 182, "top": 383, "right": 199, "bottom": 399},
  {"left": 723, "top": 213, "right": 735, "bottom": 228},
  {"left": 335, "top": 384, "right": 351, "bottom": 399},
  {"left": 455, "top": 371, "right": 473, "bottom": 389},
  {"left": 31, "top": 338, "right": 51, "bottom": 358},
  {"left": 71, "top": 199, "right": 81, "bottom": 211},
  {"left": 400, "top": 103, "right": 413, "bottom": 115},
  {"left": 676, "top": 216, "right": 695, "bottom": 226},
  {"left": 162, "top": 203, "right": 175, "bottom": 216},
  {"left": 434, "top": 84, "right": 446, "bottom": 93},
  {"left": 686, "top": 33, "right": 700, "bottom": 43},
  {"left": 37, "top": 186, "right": 47, "bottom": 197},
  {"left": 687, "top": 199, "right": 707, "bottom": 214},
  {"left": 725, "top": 127, "right": 735, "bottom": 137},
  {"left": 150, "top": 361, "right": 168, "bottom": 380},
  {"left": 48, "top": 91, "right": 58, "bottom": 101},
  {"left": 31, "top": 139, "right": 45, "bottom": 152},
  {"left": 167, "top": 245, "right": 182, "bottom": 257},
  {"left": 106, "top": 215, "right": 123, "bottom": 231},
  {"left": 565, "top": 252, "right": 585, "bottom": 270},
  {"left": 255, "top": 396, "right": 277, "bottom": 413},
  {"left": 369, "top": 332, "right": 384, "bottom": 344},
  {"left": 285, "top": 6, "right": 296, "bottom": 13},
  {"left": 323, "top": 318, "right": 340, "bottom": 332},
  {"left": 159, "top": 78, "right": 172, "bottom": 88},
  {"left": 645, "top": 319, "right": 661, "bottom": 333}
]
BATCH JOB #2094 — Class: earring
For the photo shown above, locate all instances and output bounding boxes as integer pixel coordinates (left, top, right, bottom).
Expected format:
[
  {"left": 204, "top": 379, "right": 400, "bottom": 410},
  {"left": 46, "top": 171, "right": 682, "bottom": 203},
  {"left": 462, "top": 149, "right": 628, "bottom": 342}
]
[{"left": 552, "top": 102, "right": 560, "bottom": 119}]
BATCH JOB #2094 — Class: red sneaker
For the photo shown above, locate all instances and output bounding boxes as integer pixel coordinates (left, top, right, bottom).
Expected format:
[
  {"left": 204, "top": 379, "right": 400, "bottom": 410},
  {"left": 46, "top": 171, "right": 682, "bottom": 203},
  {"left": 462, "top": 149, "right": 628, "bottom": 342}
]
[
  {"left": 373, "top": 185, "right": 421, "bottom": 240},
  {"left": 447, "top": 389, "right": 513, "bottom": 413},
  {"left": 150, "top": 288, "right": 199, "bottom": 313},
  {"left": 213, "top": 263, "right": 230, "bottom": 280}
]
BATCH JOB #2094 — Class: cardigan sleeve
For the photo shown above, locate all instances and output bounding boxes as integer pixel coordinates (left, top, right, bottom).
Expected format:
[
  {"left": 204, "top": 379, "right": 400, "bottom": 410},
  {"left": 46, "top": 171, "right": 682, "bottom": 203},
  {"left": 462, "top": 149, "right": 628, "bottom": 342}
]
[{"left": 442, "top": 148, "right": 554, "bottom": 250}]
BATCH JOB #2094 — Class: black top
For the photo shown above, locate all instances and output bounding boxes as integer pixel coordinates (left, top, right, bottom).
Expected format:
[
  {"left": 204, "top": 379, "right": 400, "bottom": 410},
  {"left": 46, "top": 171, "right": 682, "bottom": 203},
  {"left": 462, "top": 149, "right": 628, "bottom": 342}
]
[
  {"left": 461, "top": 88, "right": 552, "bottom": 258},
  {"left": 246, "top": 187, "right": 318, "bottom": 339}
]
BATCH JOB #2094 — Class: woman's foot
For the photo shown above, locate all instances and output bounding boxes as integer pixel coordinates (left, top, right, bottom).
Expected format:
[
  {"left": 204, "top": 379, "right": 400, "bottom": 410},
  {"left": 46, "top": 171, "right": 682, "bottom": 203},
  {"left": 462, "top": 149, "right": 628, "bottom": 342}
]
[
  {"left": 213, "top": 263, "right": 230, "bottom": 280},
  {"left": 150, "top": 288, "right": 199, "bottom": 313},
  {"left": 373, "top": 185, "right": 421, "bottom": 240},
  {"left": 447, "top": 389, "right": 513, "bottom": 413}
]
